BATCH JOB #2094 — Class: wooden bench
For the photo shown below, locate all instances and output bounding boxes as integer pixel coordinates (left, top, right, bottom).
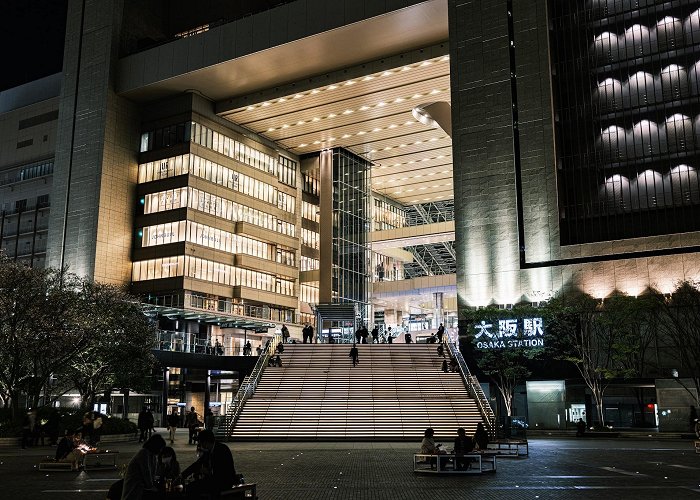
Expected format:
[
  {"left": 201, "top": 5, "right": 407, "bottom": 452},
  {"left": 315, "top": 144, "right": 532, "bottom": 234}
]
[
  {"left": 413, "top": 453, "right": 497, "bottom": 474},
  {"left": 83, "top": 450, "right": 119, "bottom": 470},
  {"left": 219, "top": 482, "right": 257, "bottom": 499},
  {"left": 38, "top": 460, "right": 75, "bottom": 471},
  {"left": 487, "top": 439, "right": 529, "bottom": 457}
]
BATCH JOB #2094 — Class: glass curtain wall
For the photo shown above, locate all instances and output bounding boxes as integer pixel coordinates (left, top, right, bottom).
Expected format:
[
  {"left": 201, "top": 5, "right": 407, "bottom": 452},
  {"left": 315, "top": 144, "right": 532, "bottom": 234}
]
[
  {"left": 332, "top": 148, "right": 371, "bottom": 322},
  {"left": 550, "top": 0, "right": 700, "bottom": 244}
]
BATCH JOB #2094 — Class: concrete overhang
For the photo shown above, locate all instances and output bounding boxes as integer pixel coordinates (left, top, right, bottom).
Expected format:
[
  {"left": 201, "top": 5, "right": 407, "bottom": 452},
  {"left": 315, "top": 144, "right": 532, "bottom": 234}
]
[
  {"left": 117, "top": 0, "right": 448, "bottom": 102},
  {"left": 370, "top": 221, "right": 454, "bottom": 251}
]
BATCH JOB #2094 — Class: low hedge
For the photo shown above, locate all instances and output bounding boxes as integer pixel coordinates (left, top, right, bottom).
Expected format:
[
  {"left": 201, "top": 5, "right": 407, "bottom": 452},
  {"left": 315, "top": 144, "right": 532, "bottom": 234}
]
[{"left": 0, "top": 409, "right": 137, "bottom": 437}]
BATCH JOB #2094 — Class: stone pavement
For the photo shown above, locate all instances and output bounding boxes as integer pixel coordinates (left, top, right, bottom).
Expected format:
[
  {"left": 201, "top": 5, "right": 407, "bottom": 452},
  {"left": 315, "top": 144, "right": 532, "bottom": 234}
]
[{"left": 1, "top": 428, "right": 699, "bottom": 499}]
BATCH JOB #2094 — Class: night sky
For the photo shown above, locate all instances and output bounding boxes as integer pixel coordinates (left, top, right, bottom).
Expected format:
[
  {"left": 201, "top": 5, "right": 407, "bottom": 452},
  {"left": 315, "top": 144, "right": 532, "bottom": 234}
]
[{"left": 2, "top": 0, "right": 68, "bottom": 91}]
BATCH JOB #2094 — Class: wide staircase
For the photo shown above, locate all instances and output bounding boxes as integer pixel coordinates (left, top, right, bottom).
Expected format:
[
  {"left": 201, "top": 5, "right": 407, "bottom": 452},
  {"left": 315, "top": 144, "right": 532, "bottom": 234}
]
[{"left": 230, "top": 343, "right": 485, "bottom": 440}]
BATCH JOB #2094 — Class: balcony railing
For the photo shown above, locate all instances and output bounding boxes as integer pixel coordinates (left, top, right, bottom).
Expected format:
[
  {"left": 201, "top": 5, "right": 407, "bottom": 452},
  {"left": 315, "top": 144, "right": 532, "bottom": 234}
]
[{"left": 155, "top": 329, "right": 235, "bottom": 356}]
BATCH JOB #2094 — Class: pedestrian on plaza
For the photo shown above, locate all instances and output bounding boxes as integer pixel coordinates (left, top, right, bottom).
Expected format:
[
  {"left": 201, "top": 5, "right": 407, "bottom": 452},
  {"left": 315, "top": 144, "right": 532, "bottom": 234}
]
[
  {"left": 308, "top": 324, "right": 314, "bottom": 343},
  {"left": 576, "top": 418, "right": 587, "bottom": 438},
  {"left": 121, "top": 434, "right": 166, "bottom": 500},
  {"left": 137, "top": 407, "right": 149, "bottom": 443},
  {"left": 387, "top": 327, "right": 393, "bottom": 344},
  {"left": 371, "top": 326, "right": 379, "bottom": 344},
  {"left": 215, "top": 340, "right": 224, "bottom": 356},
  {"left": 360, "top": 325, "right": 369, "bottom": 344},
  {"left": 281, "top": 324, "right": 290, "bottom": 343},
  {"left": 244, "top": 341, "right": 252, "bottom": 356},
  {"left": 21, "top": 409, "right": 35, "bottom": 449},
  {"left": 437, "top": 323, "right": 445, "bottom": 343},
  {"left": 256, "top": 345, "right": 262, "bottom": 356},
  {"left": 146, "top": 408, "right": 155, "bottom": 438},
  {"left": 44, "top": 410, "right": 61, "bottom": 446},
  {"left": 473, "top": 422, "right": 489, "bottom": 451},
  {"left": 81, "top": 411, "right": 94, "bottom": 446},
  {"left": 167, "top": 408, "right": 179, "bottom": 444},
  {"left": 92, "top": 412, "right": 103, "bottom": 446},
  {"left": 355, "top": 326, "right": 362, "bottom": 344},
  {"left": 349, "top": 344, "right": 359, "bottom": 367},
  {"left": 404, "top": 332, "right": 412, "bottom": 344},
  {"left": 185, "top": 406, "right": 200, "bottom": 445}
]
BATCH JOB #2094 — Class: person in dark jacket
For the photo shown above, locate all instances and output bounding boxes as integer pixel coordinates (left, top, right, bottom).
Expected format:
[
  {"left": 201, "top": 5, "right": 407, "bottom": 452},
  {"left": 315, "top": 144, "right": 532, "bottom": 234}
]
[
  {"left": 137, "top": 407, "right": 149, "bottom": 443},
  {"left": 167, "top": 408, "right": 179, "bottom": 444},
  {"left": 180, "top": 430, "right": 236, "bottom": 498},
  {"left": 473, "top": 422, "right": 489, "bottom": 451},
  {"left": 349, "top": 344, "right": 359, "bottom": 367},
  {"left": 121, "top": 434, "right": 166, "bottom": 500},
  {"left": 453, "top": 427, "right": 474, "bottom": 470}
]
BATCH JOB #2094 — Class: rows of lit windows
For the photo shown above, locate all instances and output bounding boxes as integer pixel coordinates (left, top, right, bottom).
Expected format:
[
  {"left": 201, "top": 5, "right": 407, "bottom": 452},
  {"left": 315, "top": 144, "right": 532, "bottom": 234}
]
[
  {"left": 300, "top": 256, "right": 320, "bottom": 271},
  {"left": 0, "top": 159, "right": 54, "bottom": 187},
  {"left": 140, "top": 220, "right": 297, "bottom": 263},
  {"left": 190, "top": 122, "right": 277, "bottom": 175},
  {"left": 303, "top": 172, "right": 319, "bottom": 196},
  {"left": 373, "top": 198, "right": 406, "bottom": 230},
  {"left": 301, "top": 228, "right": 319, "bottom": 249},
  {"left": 277, "top": 156, "right": 297, "bottom": 187},
  {"left": 138, "top": 154, "right": 297, "bottom": 213},
  {"left": 132, "top": 255, "right": 295, "bottom": 295},
  {"left": 139, "top": 121, "right": 299, "bottom": 189},
  {"left": 143, "top": 187, "right": 295, "bottom": 236},
  {"left": 300, "top": 283, "right": 319, "bottom": 304},
  {"left": 302, "top": 201, "right": 320, "bottom": 223},
  {"left": 277, "top": 191, "right": 296, "bottom": 214}
]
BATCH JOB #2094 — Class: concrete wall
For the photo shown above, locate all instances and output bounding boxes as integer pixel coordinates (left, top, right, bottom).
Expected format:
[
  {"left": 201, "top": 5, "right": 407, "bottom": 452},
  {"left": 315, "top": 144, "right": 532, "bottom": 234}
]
[{"left": 450, "top": 0, "right": 700, "bottom": 308}]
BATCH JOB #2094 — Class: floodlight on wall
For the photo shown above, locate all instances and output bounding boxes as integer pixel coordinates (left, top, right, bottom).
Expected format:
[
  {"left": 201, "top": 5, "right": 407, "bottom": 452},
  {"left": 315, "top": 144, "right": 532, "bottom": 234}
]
[{"left": 411, "top": 101, "right": 452, "bottom": 137}]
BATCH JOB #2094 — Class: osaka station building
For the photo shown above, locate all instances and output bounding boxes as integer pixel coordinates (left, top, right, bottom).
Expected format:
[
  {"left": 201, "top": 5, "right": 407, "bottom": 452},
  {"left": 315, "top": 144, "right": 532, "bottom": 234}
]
[{"left": 2, "top": 0, "right": 699, "bottom": 430}]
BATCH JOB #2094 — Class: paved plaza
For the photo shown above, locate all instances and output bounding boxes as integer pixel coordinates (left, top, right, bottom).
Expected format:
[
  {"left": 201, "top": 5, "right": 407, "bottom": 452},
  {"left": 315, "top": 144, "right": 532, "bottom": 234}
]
[{"left": 1, "top": 429, "right": 699, "bottom": 499}]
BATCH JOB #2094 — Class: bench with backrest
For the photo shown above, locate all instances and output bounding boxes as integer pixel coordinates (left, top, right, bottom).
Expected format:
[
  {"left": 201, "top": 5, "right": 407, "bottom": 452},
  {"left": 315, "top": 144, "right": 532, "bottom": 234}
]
[
  {"left": 413, "top": 453, "right": 497, "bottom": 474},
  {"left": 486, "top": 439, "right": 528, "bottom": 457}
]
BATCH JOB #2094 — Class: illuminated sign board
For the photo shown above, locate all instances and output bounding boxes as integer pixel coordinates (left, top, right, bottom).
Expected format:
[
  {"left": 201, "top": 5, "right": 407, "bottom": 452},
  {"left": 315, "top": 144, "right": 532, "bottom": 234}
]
[{"left": 474, "top": 317, "right": 544, "bottom": 349}]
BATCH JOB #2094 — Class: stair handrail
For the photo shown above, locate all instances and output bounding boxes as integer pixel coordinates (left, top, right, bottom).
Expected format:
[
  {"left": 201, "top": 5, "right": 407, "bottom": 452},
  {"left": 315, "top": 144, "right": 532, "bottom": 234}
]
[
  {"left": 221, "top": 334, "right": 282, "bottom": 439},
  {"left": 446, "top": 340, "right": 497, "bottom": 438}
]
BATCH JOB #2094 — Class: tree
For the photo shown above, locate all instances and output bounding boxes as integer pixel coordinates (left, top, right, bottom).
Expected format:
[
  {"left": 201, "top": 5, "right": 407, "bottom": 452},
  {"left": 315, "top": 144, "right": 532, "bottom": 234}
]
[
  {"left": 463, "top": 304, "right": 545, "bottom": 418},
  {"left": 0, "top": 255, "right": 86, "bottom": 416},
  {"left": 544, "top": 290, "right": 617, "bottom": 428},
  {"left": 63, "top": 281, "right": 157, "bottom": 408},
  {"left": 656, "top": 280, "right": 700, "bottom": 408}
]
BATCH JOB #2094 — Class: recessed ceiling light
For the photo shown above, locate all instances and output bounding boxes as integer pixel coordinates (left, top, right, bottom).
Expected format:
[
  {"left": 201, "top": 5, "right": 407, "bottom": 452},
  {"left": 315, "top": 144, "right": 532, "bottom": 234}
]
[
  {"left": 382, "top": 71, "right": 393, "bottom": 76},
  {"left": 261, "top": 102, "right": 270, "bottom": 107},
  {"left": 342, "top": 134, "right": 351, "bottom": 139},
  {"left": 372, "top": 127, "right": 382, "bottom": 132},
  {"left": 394, "top": 97, "right": 405, "bottom": 103},
  {"left": 294, "top": 94, "right": 303, "bottom": 99},
  {"left": 377, "top": 102, "right": 387, "bottom": 107},
  {"left": 388, "top": 124, "right": 397, "bottom": 129},
  {"left": 357, "top": 131, "right": 366, "bottom": 135},
  {"left": 363, "top": 76, "right": 374, "bottom": 81},
  {"left": 430, "top": 89, "right": 441, "bottom": 95},
  {"left": 282, "top": 124, "right": 290, "bottom": 129},
  {"left": 297, "top": 120, "right": 305, "bottom": 125},
  {"left": 345, "top": 80, "right": 355, "bottom": 86},
  {"left": 343, "top": 109, "right": 353, "bottom": 115},
  {"left": 299, "top": 143, "right": 308, "bottom": 147},
  {"left": 412, "top": 93, "right": 423, "bottom": 99},
  {"left": 278, "top": 98, "right": 287, "bottom": 103},
  {"left": 313, "top": 140, "right": 321, "bottom": 145},
  {"left": 401, "top": 66, "right": 410, "bottom": 71},
  {"left": 267, "top": 127, "right": 275, "bottom": 132},
  {"left": 311, "top": 89, "right": 320, "bottom": 94},
  {"left": 359, "top": 105, "right": 370, "bottom": 111},
  {"left": 405, "top": 121, "right": 414, "bottom": 125},
  {"left": 246, "top": 106, "right": 255, "bottom": 111},
  {"left": 328, "top": 85, "right": 338, "bottom": 90},
  {"left": 312, "top": 117, "right": 321, "bottom": 122},
  {"left": 328, "top": 113, "right": 337, "bottom": 118},
  {"left": 421, "top": 61, "right": 432, "bottom": 67}
]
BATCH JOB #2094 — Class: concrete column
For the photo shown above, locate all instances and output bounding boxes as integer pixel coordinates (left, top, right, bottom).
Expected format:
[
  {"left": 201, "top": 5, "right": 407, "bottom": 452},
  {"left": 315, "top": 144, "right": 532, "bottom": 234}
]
[
  {"left": 319, "top": 150, "right": 334, "bottom": 304},
  {"left": 161, "top": 367, "right": 169, "bottom": 428},
  {"left": 433, "top": 292, "right": 444, "bottom": 329},
  {"left": 203, "top": 370, "right": 211, "bottom": 427}
]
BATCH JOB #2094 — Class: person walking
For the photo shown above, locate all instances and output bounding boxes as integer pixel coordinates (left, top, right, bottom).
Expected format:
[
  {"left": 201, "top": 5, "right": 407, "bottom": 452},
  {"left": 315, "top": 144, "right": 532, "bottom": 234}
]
[
  {"left": 167, "top": 408, "right": 179, "bottom": 444},
  {"left": 281, "top": 324, "right": 290, "bottom": 343},
  {"left": 185, "top": 406, "right": 199, "bottom": 445},
  {"left": 437, "top": 323, "right": 445, "bottom": 343},
  {"left": 371, "top": 326, "right": 379, "bottom": 344},
  {"left": 137, "top": 407, "right": 150, "bottom": 443},
  {"left": 360, "top": 325, "right": 369, "bottom": 344},
  {"left": 349, "top": 344, "right": 359, "bottom": 367},
  {"left": 308, "top": 324, "right": 314, "bottom": 343},
  {"left": 256, "top": 345, "right": 262, "bottom": 356}
]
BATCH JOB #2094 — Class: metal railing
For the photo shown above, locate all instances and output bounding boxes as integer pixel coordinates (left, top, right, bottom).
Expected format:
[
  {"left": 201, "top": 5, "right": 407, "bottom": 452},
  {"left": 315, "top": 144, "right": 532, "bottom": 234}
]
[
  {"left": 216, "top": 334, "right": 282, "bottom": 440},
  {"left": 446, "top": 340, "right": 496, "bottom": 439},
  {"left": 154, "top": 329, "right": 235, "bottom": 356}
]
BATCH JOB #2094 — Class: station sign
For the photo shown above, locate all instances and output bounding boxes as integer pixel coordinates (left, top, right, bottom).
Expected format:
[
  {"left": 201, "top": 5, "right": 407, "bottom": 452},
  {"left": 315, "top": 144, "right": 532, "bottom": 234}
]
[{"left": 473, "top": 317, "right": 544, "bottom": 349}]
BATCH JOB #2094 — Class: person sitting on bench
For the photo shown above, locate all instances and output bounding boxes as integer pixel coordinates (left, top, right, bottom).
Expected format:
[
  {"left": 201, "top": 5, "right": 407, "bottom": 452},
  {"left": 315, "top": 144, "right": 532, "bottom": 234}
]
[
  {"left": 179, "top": 430, "right": 237, "bottom": 498},
  {"left": 55, "top": 430, "right": 86, "bottom": 471},
  {"left": 453, "top": 427, "right": 474, "bottom": 470}
]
